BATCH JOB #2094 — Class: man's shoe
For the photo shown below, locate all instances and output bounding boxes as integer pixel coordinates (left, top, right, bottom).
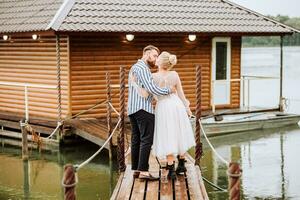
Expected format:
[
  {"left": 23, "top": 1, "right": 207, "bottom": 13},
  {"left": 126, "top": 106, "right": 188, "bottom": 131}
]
[
  {"left": 176, "top": 157, "right": 187, "bottom": 175},
  {"left": 139, "top": 173, "right": 160, "bottom": 181},
  {"left": 133, "top": 171, "right": 140, "bottom": 178}
]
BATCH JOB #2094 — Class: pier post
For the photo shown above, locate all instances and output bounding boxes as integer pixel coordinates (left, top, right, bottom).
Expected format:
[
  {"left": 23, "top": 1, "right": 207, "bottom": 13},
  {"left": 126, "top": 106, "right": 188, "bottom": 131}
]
[
  {"left": 20, "top": 121, "right": 29, "bottom": 161},
  {"left": 228, "top": 162, "right": 241, "bottom": 200},
  {"left": 106, "top": 72, "right": 113, "bottom": 159},
  {"left": 62, "top": 164, "right": 77, "bottom": 200},
  {"left": 279, "top": 35, "right": 284, "bottom": 112},
  {"left": 118, "top": 66, "right": 126, "bottom": 172},
  {"left": 195, "top": 65, "right": 203, "bottom": 165}
]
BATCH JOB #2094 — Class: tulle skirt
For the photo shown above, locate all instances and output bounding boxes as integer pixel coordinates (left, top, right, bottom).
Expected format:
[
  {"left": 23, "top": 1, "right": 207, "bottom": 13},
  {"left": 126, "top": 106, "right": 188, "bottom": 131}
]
[{"left": 152, "top": 94, "right": 195, "bottom": 159}]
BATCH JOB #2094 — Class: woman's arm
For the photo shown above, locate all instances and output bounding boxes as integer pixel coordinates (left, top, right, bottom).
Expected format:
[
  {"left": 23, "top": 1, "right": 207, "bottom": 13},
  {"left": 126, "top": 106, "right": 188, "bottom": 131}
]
[
  {"left": 175, "top": 72, "right": 192, "bottom": 116},
  {"left": 137, "top": 67, "right": 171, "bottom": 96}
]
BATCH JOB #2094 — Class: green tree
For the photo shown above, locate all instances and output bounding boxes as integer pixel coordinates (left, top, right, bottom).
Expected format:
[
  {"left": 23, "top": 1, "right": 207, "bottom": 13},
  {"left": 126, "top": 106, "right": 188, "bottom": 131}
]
[{"left": 242, "top": 15, "right": 300, "bottom": 47}]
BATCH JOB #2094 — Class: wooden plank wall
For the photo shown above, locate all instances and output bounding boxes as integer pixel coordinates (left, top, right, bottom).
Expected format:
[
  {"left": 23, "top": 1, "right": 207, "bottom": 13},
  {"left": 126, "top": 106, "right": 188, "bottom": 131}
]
[
  {"left": 69, "top": 34, "right": 241, "bottom": 118},
  {"left": 0, "top": 34, "right": 69, "bottom": 120},
  {"left": 230, "top": 36, "right": 241, "bottom": 108}
]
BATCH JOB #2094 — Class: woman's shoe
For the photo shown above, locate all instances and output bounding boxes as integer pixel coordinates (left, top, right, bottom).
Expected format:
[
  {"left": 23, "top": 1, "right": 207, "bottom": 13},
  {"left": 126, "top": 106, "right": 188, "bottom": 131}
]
[
  {"left": 167, "top": 163, "right": 177, "bottom": 180},
  {"left": 176, "top": 157, "right": 187, "bottom": 175}
]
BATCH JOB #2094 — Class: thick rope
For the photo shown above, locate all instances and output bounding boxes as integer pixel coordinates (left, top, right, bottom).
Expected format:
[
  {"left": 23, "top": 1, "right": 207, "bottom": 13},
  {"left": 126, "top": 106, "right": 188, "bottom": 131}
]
[
  {"left": 198, "top": 119, "right": 230, "bottom": 167},
  {"left": 62, "top": 164, "right": 77, "bottom": 200},
  {"left": 23, "top": 123, "right": 42, "bottom": 147},
  {"left": 61, "top": 112, "right": 122, "bottom": 199},
  {"left": 46, "top": 121, "right": 63, "bottom": 139},
  {"left": 108, "top": 102, "right": 120, "bottom": 116},
  {"left": 227, "top": 162, "right": 241, "bottom": 200},
  {"left": 74, "top": 118, "right": 121, "bottom": 171},
  {"left": 56, "top": 34, "right": 62, "bottom": 123},
  {"left": 198, "top": 119, "right": 242, "bottom": 199},
  {"left": 21, "top": 120, "right": 62, "bottom": 142},
  {"left": 118, "top": 66, "right": 126, "bottom": 172},
  {"left": 202, "top": 176, "right": 227, "bottom": 192},
  {"left": 68, "top": 91, "right": 118, "bottom": 120},
  {"left": 195, "top": 65, "right": 203, "bottom": 165}
]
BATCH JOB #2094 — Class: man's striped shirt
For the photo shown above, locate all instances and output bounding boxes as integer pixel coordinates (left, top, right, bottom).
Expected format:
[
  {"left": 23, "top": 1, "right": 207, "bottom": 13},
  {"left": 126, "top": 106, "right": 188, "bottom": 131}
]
[{"left": 127, "top": 59, "right": 171, "bottom": 115}]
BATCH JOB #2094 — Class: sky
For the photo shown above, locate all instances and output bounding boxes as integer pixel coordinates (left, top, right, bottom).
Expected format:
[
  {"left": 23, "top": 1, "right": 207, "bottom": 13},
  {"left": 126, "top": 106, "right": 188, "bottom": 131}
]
[{"left": 229, "top": 0, "right": 300, "bottom": 17}]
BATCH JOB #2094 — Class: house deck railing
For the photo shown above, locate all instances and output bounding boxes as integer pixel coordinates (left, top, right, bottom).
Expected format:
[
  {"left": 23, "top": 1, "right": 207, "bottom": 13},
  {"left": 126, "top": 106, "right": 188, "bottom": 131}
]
[
  {"left": 211, "top": 75, "right": 280, "bottom": 113},
  {"left": 0, "top": 81, "right": 57, "bottom": 123}
]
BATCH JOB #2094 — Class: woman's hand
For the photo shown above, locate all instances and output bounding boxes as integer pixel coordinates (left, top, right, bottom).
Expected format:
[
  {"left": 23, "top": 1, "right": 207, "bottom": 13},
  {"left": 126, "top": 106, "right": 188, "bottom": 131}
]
[{"left": 187, "top": 109, "right": 192, "bottom": 117}]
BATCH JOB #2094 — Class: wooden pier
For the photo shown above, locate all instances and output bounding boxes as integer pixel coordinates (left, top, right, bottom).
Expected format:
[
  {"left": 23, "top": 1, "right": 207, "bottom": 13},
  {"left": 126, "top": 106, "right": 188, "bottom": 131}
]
[
  {"left": 111, "top": 153, "right": 208, "bottom": 200},
  {"left": 65, "top": 118, "right": 118, "bottom": 148}
]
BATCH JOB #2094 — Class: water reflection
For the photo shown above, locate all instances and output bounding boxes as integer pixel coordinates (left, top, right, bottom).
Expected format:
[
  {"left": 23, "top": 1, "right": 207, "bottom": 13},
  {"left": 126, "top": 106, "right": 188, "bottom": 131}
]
[
  {"left": 0, "top": 140, "right": 118, "bottom": 200},
  {"left": 23, "top": 160, "right": 30, "bottom": 200},
  {"left": 201, "top": 125, "right": 300, "bottom": 199},
  {"left": 280, "top": 131, "right": 285, "bottom": 200}
]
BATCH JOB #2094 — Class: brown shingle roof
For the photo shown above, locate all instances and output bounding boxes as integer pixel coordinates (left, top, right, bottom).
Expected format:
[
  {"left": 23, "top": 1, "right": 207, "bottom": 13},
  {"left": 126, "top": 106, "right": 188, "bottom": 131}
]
[
  {"left": 0, "top": 0, "right": 63, "bottom": 33},
  {"left": 57, "top": 0, "right": 299, "bottom": 33},
  {"left": 0, "top": 0, "right": 299, "bottom": 34}
]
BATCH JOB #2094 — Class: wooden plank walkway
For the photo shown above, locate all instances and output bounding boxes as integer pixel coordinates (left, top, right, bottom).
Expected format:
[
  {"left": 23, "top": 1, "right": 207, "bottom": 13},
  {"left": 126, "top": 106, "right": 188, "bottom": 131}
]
[{"left": 111, "top": 153, "right": 209, "bottom": 200}]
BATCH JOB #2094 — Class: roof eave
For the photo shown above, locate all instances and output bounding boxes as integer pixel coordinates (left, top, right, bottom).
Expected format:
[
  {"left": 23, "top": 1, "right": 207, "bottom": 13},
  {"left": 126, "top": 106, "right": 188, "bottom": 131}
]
[
  {"left": 47, "top": 0, "right": 75, "bottom": 31},
  {"left": 222, "top": 0, "right": 300, "bottom": 34}
]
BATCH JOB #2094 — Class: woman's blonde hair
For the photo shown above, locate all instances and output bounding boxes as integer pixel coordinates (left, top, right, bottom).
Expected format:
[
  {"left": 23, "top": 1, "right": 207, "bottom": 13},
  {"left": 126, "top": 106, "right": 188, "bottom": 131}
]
[{"left": 159, "top": 51, "right": 177, "bottom": 70}]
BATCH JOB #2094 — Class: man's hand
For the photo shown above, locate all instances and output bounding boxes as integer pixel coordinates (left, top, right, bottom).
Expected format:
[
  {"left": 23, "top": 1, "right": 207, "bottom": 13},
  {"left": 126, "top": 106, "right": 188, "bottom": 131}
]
[{"left": 152, "top": 98, "right": 157, "bottom": 108}]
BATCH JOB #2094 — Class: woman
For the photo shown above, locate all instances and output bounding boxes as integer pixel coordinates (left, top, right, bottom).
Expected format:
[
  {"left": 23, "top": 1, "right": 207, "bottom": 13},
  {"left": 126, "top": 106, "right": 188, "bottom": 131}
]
[{"left": 132, "top": 51, "right": 195, "bottom": 180}]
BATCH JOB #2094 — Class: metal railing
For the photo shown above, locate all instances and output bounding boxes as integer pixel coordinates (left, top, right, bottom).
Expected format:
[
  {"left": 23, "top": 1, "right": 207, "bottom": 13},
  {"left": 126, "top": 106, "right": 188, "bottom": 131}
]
[
  {"left": 211, "top": 75, "right": 279, "bottom": 113},
  {"left": 0, "top": 81, "right": 57, "bottom": 123}
]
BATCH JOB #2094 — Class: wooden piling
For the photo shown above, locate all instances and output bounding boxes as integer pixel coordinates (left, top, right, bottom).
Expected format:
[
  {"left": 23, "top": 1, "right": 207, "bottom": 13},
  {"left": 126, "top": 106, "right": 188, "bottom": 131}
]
[
  {"left": 228, "top": 162, "right": 241, "bottom": 200},
  {"left": 62, "top": 164, "right": 77, "bottom": 200},
  {"left": 118, "top": 66, "right": 126, "bottom": 172},
  {"left": 279, "top": 35, "right": 284, "bottom": 112},
  {"left": 195, "top": 65, "right": 203, "bottom": 165},
  {"left": 20, "top": 121, "right": 28, "bottom": 161}
]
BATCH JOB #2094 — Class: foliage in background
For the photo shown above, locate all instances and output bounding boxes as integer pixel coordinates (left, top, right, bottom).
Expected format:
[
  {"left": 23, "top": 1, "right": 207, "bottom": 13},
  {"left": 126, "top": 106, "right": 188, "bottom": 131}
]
[{"left": 243, "top": 15, "right": 300, "bottom": 47}]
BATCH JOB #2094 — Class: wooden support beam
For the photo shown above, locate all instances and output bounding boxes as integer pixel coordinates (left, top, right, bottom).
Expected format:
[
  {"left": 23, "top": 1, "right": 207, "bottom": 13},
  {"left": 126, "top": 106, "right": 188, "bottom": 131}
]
[{"left": 20, "top": 121, "right": 29, "bottom": 161}]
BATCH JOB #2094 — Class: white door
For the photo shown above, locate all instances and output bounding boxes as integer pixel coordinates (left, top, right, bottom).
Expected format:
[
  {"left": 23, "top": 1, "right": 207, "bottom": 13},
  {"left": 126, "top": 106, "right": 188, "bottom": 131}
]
[{"left": 211, "top": 37, "right": 231, "bottom": 106}]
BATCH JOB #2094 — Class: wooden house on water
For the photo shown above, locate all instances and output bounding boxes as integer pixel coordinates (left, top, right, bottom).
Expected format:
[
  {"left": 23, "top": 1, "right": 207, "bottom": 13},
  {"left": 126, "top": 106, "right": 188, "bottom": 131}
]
[{"left": 1, "top": 0, "right": 300, "bottom": 143}]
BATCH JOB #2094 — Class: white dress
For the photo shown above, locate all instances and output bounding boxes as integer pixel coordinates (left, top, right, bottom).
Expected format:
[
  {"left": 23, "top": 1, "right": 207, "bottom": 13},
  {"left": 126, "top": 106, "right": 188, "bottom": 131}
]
[{"left": 152, "top": 71, "right": 195, "bottom": 159}]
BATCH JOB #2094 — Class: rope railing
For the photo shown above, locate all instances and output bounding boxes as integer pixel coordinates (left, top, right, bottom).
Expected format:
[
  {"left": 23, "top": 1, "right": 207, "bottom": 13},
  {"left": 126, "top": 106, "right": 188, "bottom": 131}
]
[
  {"left": 62, "top": 101, "right": 122, "bottom": 200},
  {"left": 198, "top": 118, "right": 242, "bottom": 199},
  {"left": 117, "top": 66, "right": 127, "bottom": 172},
  {"left": 74, "top": 118, "right": 121, "bottom": 171},
  {"left": 198, "top": 119, "right": 229, "bottom": 167},
  {"left": 61, "top": 66, "right": 128, "bottom": 199},
  {"left": 108, "top": 102, "right": 120, "bottom": 116},
  {"left": 46, "top": 121, "right": 63, "bottom": 139},
  {"left": 68, "top": 92, "right": 119, "bottom": 120},
  {"left": 74, "top": 102, "right": 121, "bottom": 171}
]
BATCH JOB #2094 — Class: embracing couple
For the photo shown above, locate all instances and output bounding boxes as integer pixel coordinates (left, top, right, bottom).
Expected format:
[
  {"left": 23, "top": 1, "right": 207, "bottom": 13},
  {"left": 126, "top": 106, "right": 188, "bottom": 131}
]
[{"left": 127, "top": 45, "right": 195, "bottom": 181}]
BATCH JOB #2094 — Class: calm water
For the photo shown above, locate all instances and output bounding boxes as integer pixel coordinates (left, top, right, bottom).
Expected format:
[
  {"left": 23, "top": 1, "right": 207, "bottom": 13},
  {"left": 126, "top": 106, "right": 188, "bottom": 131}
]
[
  {"left": 0, "top": 47, "right": 300, "bottom": 200},
  {"left": 201, "top": 46, "right": 300, "bottom": 199},
  {"left": 0, "top": 142, "right": 118, "bottom": 200}
]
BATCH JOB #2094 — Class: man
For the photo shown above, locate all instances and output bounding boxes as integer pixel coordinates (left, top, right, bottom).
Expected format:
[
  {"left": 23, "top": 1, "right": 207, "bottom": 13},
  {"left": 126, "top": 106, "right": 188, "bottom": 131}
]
[{"left": 127, "top": 45, "right": 175, "bottom": 180}]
